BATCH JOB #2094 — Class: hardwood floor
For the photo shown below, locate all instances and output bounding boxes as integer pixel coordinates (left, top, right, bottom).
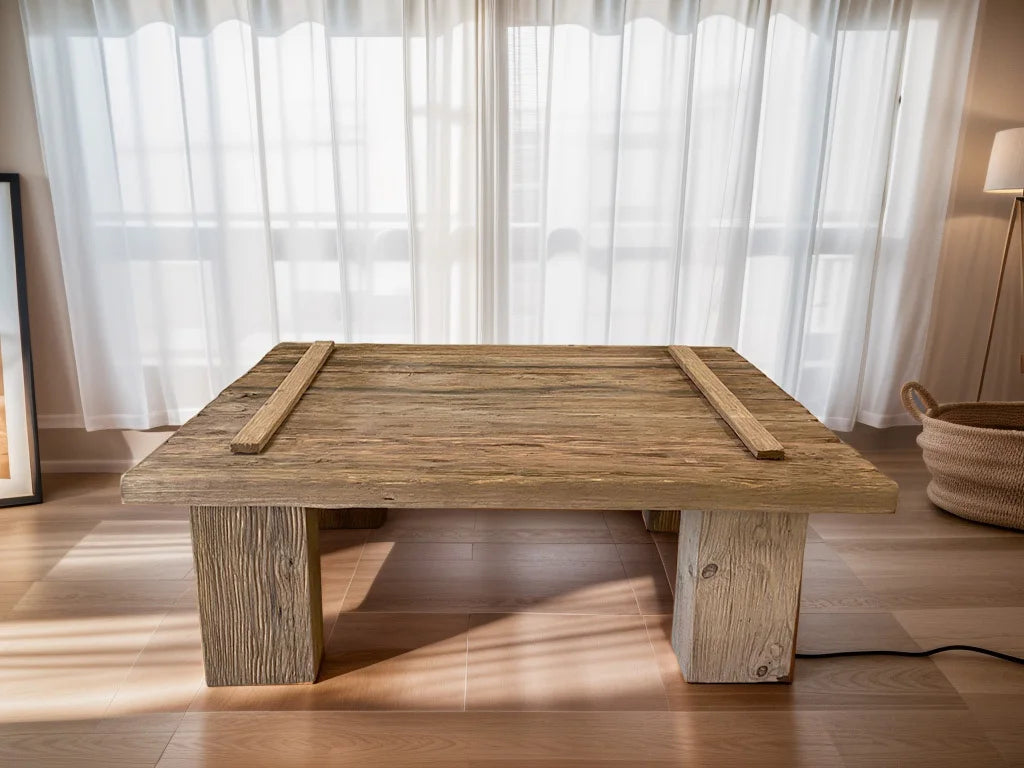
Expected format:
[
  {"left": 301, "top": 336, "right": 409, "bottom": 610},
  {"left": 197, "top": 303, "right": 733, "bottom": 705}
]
[{"left": 0, "top": 449, "right": 1022, "bottom": 766}]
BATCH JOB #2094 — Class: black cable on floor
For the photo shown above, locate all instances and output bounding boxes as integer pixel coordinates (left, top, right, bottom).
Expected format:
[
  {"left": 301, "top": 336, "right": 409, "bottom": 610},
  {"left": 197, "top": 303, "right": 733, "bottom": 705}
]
[{"left": 796, "top": 645, "right": 1024, "bottom": 665}]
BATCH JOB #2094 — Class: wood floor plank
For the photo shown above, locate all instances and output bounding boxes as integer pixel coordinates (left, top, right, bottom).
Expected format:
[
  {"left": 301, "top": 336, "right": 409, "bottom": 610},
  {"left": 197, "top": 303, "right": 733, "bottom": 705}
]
[
  {"left": 160, "top": 711, "right": 843, "bottom": 766},
  {"left": 821, "top": 709, "right": 1007, "bottom": 767},
  {"left": 0, "top": 730, "right": 173, "bottom": 767},
  {"left": 833, "top": 537, "right": 1024, "bottom": 609},
  {"left": 963, "top": 693, "right": 1024, "bottom": 765},
  {"left": 893, "top": 607, "right": 1024, "bottom": 696}
]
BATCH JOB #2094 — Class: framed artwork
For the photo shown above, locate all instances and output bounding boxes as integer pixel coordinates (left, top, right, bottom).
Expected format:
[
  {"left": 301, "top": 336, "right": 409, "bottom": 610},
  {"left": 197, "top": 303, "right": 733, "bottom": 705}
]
[{"left": 0, "top": 174, "right": 41, "bottom": 506}]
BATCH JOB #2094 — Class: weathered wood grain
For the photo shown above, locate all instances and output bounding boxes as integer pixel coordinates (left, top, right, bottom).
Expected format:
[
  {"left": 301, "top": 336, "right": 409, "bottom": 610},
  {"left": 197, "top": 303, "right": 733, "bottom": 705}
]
[
  {"left": 668, "top": 345, "right": 785, "bottom": 460},
  {"left": 230, "top": 340, "right": 334, "bottom": 454},
  {"left": 671, "top": 509, "right": 808, "bottom": 683},
  {"left": 122, "top": 344, "right": 898, "bottom": 516},
  {"left": 642, "top": 509, "right": 680, "bottom": 533},
  {"left": 190, "top": 505, "right": 323, "bottom": 686},
  {"left": 317, "top": 508, "right": 387, "bottom": 529}
]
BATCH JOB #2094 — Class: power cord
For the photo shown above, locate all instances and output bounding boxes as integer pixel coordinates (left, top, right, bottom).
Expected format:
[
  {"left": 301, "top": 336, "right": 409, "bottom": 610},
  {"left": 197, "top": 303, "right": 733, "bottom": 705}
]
[{"left": 796, "top": 645, "right": 1024, "bottom": 665}]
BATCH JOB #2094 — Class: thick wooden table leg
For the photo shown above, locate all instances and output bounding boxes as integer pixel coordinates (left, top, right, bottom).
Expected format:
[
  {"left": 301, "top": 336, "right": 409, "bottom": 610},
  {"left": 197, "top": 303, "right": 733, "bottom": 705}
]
[
  {"left": 642, "top": 509, "right": 680, "bottom": 533},
  {"left": 317, "top": 508, "right": 387, "bottom": 529},
  {"left": 672, "top": 509, "right": 807, "bottom": 683},
  {"left": 190, "top": 506, "right": 323, "bottom": 686}
]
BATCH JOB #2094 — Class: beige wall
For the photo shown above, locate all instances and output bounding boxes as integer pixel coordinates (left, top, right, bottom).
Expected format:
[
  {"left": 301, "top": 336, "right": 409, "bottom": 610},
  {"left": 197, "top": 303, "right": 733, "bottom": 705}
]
[
  {"left": 1, "top": 0, "right": 1019, "bottom": 471},
  {"left": 923, "top": 0, "right": 1024, "bottom": 403},
  {"left": 0, "top": 2, "right": 74, "bottom": 422},
  {"left": 0, "top": 1, "right": 169, "bottom": 471}
]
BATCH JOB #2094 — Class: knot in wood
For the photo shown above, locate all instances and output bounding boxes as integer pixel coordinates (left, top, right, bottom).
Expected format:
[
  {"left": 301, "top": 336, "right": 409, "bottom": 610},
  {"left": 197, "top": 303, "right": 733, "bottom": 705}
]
[
  {"left": 700, "top": 563, "right": 719, "bottom": 579},
  {"left": 756, "top": 665, "right": 769, "bottom": 677}
]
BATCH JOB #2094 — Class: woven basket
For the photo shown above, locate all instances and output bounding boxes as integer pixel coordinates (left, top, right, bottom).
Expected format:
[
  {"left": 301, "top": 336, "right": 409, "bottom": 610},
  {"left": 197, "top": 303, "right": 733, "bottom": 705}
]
[{"left": 901, "top": 382, "right": 1024, "bottom": 531}]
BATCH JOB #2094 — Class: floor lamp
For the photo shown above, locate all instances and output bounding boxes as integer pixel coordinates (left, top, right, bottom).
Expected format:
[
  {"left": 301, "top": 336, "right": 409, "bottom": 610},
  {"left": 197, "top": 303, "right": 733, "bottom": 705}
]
[{"left": 978, "top": 127, "right": 1024, "bottom": 401}]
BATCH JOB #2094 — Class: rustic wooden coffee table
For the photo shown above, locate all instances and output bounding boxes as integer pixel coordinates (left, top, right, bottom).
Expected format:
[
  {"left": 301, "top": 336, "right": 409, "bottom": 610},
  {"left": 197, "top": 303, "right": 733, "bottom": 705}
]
[{"left": 121, "top": 343, "right": 897, "bottom": 687}]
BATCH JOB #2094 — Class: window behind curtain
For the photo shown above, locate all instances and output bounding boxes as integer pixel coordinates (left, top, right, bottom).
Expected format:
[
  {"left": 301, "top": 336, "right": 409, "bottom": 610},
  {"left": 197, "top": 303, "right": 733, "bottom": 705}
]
[
  {"left": 23, "top": 1, "right": 477, "bottom": 427},
  {"left": 20, "top": 0, "right": 978, "bottom": 430},
  {"left": 499, "top": 1, "right": 911, "bottom": 424}
]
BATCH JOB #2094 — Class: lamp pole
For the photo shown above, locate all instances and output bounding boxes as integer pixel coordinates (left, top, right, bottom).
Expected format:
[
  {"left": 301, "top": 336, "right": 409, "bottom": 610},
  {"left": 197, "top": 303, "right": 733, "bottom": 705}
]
[{"left": 977, "top": 194, "right": 1024, "bottom": 401}]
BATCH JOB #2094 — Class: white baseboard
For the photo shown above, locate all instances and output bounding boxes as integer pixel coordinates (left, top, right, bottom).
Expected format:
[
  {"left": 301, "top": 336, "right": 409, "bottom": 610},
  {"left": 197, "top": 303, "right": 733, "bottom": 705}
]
[
  {"left": 37, "top": 414, "right": 87, "bottom": 429},
  {"left": 41, "top": 459, "right": 135, "bottom": 474}
]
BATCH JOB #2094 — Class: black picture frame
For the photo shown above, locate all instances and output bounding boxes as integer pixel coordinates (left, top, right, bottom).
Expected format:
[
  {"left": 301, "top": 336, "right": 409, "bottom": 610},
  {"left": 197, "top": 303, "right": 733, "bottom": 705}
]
[{"left": 0, "top": 173, "right": 42, "bottom": 507}]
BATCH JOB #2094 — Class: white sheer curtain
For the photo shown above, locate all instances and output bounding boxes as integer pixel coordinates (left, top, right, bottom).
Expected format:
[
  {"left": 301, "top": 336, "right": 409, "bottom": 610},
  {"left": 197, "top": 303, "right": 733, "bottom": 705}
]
[
  {"left": 497, "top": 0, "right": 978, "bottom": 429},
  {"left": 20, "top": 0, "right": 977, "bottom": 431},
  {"left": 22, "top": 0, "right": 478, "bottom": 428}
]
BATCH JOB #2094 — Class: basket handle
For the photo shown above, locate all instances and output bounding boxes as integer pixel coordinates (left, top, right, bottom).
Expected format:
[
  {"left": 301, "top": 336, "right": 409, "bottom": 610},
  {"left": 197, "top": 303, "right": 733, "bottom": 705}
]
[{"left": 901, "top": 381, "right": 938, "bottom": 422}]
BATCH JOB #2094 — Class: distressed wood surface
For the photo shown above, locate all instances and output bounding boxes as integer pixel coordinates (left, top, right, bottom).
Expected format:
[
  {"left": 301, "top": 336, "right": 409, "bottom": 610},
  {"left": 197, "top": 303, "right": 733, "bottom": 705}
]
[
  {"left": 668, "top": 346, "right": 785, "bottom": 460},
  {"left": 642, "top": 509, "right": 680, "bottom": 533},
  {"left": 317, "top": 508, "right": 387, "bottom": 529},
  {"left": 190, "top": 505, "right": 323, "bottom": 686},
  {"left": 671, "top": 509, "right": 808, "bottom": 683},
  {"left": 123, "top": 344, "right": 898, "bottom": 515},
  {"left": 230, "top": 340, "right": 334, "bottom": 454}
]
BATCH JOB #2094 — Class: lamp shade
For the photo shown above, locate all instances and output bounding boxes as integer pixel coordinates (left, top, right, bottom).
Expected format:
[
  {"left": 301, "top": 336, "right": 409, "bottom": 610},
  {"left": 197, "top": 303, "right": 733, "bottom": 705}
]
[{"left": 984, "top": 127, "right": 1024, "bottom": 192}]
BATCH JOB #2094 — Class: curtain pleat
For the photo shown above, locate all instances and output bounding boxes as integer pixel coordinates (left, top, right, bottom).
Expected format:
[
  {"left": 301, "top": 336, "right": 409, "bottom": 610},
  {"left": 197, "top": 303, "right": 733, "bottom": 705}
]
[{"left": 19, "top": 0, "right": 979, "bottom": 430}]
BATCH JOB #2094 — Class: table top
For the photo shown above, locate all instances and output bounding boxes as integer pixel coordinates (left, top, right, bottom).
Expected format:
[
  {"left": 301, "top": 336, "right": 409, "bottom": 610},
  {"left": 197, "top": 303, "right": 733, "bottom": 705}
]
[{"left": 120, "top": 343, "right": 898, "bottom": 514}]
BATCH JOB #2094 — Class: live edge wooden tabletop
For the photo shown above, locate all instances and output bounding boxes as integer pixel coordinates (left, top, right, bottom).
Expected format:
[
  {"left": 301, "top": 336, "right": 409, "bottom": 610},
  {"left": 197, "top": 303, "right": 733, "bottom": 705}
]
[{"left": 120, "top": 343, "right": 898, "bottom": 516}]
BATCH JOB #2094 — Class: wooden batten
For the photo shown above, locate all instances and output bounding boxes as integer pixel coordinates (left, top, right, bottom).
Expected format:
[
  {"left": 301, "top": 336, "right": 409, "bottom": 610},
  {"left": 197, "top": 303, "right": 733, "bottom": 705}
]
[
  {"left": 230, "top": 340, "right": 335, "bottom": 454},
  {"left": 668, "top": 346, "right": 785, "bottom": 460}
]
